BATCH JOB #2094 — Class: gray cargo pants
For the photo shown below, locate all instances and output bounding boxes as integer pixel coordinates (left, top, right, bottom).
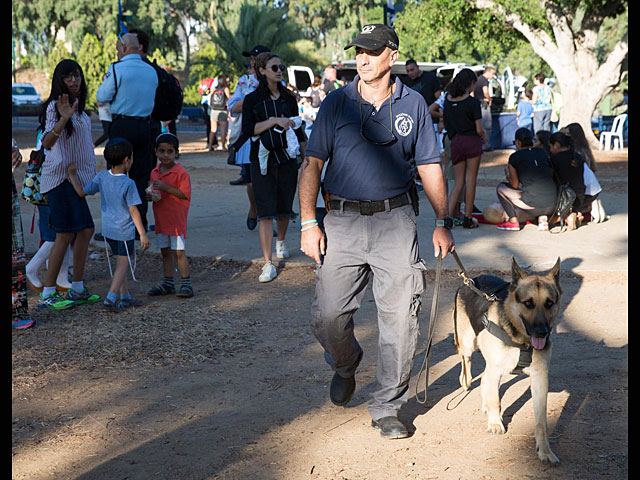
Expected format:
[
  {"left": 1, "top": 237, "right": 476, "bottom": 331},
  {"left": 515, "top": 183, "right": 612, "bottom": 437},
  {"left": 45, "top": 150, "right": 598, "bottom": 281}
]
[{"left": 310, "top": 200, "right": 428, "bottom": 420}]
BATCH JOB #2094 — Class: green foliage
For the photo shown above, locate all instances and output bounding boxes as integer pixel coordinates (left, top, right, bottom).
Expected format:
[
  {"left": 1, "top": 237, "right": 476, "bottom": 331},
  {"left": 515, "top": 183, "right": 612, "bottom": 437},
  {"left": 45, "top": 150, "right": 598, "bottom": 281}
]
[
  {"left": 211, "top": 1, "right": 305, "bottom": 76},
  {"left": 394, "top": 0, "right": 527, "bottom": 63},
  {"left": 76, "top": 33, "right": 104, "bottom": 110},
  {"left": 47, "top": 41, "right": 75, "bottom": 80}
]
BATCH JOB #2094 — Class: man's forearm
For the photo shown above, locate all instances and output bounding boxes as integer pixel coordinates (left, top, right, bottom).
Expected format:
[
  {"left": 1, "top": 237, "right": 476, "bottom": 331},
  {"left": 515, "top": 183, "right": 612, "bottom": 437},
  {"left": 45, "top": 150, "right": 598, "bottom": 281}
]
[
  {"left": 417, "top": 163, "right": 448, "bottom": 219},
  {"left": 298, "top": 156, "right": 324, "bottom": 221}
]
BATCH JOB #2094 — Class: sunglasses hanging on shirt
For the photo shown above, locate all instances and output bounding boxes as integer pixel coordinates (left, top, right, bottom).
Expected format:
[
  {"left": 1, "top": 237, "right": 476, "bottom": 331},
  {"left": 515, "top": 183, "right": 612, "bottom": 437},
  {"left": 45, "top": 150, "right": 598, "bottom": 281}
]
[{"left": 359, "top": 86, "right": 397, "bottom": 146}]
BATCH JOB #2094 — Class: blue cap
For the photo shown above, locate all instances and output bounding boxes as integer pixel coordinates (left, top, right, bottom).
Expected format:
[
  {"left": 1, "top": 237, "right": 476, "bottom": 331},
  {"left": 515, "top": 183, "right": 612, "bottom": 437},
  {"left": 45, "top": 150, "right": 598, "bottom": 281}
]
[{"left": 105, "top": 137, "right": 129, "bottom": 148}]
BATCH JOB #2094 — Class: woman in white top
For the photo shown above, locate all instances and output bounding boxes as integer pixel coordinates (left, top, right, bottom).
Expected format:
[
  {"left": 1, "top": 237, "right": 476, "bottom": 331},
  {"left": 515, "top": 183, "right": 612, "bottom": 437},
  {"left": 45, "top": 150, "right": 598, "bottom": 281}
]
[{"left": 37, "top": 59, "right": 100, "bottom": 310}]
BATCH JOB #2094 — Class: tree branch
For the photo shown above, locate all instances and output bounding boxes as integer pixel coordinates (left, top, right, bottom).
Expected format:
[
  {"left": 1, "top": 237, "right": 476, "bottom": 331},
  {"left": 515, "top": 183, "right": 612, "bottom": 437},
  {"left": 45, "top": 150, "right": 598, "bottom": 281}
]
[{"left": 474, "top": 0, "right": 559, "bottom": 62}]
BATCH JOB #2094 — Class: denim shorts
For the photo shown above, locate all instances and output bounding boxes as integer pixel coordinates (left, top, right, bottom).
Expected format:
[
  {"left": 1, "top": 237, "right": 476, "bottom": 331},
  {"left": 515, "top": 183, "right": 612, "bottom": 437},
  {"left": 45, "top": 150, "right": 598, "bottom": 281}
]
[
  {"left": 37, "top": 205, "right": 56, "bottom": 242},
  {"left": 46, "top": 180, "right": 95, "bottom": 233},
  {"left": 106, "top": 237, "right": 135, "bottom": 257}
]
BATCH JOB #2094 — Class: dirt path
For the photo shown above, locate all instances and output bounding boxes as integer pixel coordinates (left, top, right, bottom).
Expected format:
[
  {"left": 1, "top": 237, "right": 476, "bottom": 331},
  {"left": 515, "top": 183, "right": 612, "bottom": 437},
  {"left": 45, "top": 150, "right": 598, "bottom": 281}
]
[
  {"left": 12, "top": 257, "right": 627, "bottom": 479},
  {"left": 12, "top": 131, "right": 627, "bottom": 479}
]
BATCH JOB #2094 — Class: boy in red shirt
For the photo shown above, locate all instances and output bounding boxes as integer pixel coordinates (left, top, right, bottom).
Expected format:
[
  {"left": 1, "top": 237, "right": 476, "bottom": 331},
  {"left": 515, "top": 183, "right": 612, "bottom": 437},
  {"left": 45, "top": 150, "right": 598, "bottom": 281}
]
[{"left": 147, "top": 133, "right": 194, "bottom": 298}]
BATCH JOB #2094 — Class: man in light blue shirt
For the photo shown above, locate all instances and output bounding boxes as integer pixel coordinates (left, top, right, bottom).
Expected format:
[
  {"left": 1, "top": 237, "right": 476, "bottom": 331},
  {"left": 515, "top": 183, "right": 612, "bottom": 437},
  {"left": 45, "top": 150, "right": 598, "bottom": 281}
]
[{"left": 97, "top": 33, "right": 158, "bottom": 232}]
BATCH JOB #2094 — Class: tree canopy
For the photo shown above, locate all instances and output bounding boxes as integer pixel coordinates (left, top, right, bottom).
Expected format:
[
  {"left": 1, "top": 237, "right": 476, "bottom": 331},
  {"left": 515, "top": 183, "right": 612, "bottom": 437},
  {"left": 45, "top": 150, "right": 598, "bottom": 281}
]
[{"left": 13, "top": 0, "right": 627, "bottom": 127}]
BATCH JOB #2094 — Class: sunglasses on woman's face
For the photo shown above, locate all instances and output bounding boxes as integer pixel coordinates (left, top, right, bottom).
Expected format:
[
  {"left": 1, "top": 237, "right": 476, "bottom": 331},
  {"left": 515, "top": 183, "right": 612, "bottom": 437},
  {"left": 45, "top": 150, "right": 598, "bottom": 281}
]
[
  {"left": 63, "top": 72, "right": 82, "bottom": 81},
  {"left": 268, "top": 64, "right": 286, "bottom": 73}
]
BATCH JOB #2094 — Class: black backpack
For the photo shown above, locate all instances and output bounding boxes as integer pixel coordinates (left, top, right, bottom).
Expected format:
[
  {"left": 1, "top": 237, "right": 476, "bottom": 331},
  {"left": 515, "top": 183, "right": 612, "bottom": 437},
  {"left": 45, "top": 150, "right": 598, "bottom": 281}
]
[
  {"left": 149, "top": 59, "right": 183, "bottom": 122},
  {"left": 210, "top": 88, "right": 226, "bottom": 110}
]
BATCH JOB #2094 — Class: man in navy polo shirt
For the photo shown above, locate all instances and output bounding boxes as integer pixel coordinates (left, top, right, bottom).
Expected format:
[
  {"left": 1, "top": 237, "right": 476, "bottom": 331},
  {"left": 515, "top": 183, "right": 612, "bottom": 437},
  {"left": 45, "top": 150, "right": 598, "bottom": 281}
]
[{"left": 299, "top": 24, "right": 455, "bottom": 439}]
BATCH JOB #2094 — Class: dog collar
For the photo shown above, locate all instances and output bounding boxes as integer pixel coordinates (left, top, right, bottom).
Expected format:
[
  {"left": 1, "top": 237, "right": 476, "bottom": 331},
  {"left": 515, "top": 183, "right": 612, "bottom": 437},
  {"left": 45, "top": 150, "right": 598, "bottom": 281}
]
[{"left": 482, "top": 313, "right": 533, "bottom": 375}]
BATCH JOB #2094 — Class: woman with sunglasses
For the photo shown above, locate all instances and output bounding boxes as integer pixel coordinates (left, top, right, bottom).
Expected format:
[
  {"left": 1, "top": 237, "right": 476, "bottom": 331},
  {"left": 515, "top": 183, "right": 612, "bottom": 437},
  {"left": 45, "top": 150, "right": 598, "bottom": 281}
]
[
  {"left": 36, "top": 59, "right": 100, "bottom": 310},
  {"left": 241, "top": 52, "right": 306, "bottom": 282}
]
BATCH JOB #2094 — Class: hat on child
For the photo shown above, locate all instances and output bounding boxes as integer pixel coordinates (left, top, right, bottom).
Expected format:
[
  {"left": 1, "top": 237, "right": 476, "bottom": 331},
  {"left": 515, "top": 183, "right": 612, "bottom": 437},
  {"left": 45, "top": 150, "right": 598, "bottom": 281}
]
[{"left": 105, "top": 137, "right": 129, "bottom": 148}]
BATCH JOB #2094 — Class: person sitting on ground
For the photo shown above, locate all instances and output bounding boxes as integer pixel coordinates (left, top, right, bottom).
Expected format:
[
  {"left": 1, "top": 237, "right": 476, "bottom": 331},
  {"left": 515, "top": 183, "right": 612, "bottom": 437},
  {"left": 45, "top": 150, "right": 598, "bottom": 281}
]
[
  {"left": 67, "top": 138, "right": 150, "bottom": 310},
  {"left": 495, "top": 127, "right": 557, "bottom": 231},
  {"left": 533, "top": 129, "right": 552, "bottom": 157},
  {"left": 548, "top": 131, "right": 589, "bottom": 230},
  {"left": 561, "top": 122, "right": 606, "bottom": 223},
  {"left": 146, "top": 133, "right": 194, "bottom": 298}
]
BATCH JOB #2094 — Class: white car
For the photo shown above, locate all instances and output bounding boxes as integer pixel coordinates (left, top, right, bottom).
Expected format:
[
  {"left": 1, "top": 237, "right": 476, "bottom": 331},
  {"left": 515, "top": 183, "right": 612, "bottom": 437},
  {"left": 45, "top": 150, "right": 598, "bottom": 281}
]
[{"left": 12, "top": 83, "right": 42, "bottom": 108}]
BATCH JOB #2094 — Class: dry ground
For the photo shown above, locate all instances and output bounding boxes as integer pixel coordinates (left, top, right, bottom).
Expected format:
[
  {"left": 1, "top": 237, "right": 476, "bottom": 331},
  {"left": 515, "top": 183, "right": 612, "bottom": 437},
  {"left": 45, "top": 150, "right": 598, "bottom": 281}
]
[{"left": 12, "top": 131, "right": 627, "bottom": 479}]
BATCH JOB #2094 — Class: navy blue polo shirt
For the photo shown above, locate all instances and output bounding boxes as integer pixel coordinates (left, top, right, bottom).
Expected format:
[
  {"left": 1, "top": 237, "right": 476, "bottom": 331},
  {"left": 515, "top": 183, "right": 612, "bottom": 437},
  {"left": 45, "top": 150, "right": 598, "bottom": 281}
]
[{"left": 306, "top": 74, "right": 440, "bottom": 201}]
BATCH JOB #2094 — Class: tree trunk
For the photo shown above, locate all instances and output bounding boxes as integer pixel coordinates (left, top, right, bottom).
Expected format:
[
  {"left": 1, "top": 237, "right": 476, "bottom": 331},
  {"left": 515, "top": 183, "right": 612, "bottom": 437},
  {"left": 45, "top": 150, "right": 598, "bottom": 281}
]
[{"left": 475, "top": 0, "right": 628, "bottom": 149}]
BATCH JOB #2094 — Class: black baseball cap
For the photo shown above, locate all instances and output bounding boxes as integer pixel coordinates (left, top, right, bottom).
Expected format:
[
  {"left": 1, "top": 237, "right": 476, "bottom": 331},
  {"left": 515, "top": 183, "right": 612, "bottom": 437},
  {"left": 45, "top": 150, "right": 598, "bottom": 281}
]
[
  {"left": 242, "top": 45, "right": 271, "bottom": 57},
  {"left": 344, "top": 24, "right": 399, "bottom": 51}
]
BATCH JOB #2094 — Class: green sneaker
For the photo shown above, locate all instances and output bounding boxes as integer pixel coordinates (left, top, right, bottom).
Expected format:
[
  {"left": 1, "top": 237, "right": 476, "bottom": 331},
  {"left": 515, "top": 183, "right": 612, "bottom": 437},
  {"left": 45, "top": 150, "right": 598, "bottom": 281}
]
[
  {"left": 38, "top": 291, "right": 75, "bottom": 311},
  {"left": 66, "top": 287, "right": 101, "bottom": 305}
]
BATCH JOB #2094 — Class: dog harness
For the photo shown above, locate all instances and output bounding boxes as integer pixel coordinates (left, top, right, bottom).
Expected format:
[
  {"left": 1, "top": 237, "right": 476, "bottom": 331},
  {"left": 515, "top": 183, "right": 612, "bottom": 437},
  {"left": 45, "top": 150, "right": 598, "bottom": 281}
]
[{"left": 482, "top": 313, "right": 533, "bottom": 375}]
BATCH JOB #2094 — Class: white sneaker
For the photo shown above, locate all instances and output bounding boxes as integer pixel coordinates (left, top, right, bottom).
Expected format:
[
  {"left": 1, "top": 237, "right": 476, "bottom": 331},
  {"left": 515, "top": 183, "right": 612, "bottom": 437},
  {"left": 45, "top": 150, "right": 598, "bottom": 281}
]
[
  {"left": 275, "top": 240, "right": 289, "bottom": 259},
  {"left": 259, "top": 262, "right": 277, "bottom": 283}
]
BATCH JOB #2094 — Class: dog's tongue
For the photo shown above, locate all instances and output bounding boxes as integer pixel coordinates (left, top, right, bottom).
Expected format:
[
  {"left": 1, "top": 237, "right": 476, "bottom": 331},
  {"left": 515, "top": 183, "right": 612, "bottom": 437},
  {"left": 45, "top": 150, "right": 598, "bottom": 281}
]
[{"left": 531, "top": 335, "right": 547, "bottom": 350}]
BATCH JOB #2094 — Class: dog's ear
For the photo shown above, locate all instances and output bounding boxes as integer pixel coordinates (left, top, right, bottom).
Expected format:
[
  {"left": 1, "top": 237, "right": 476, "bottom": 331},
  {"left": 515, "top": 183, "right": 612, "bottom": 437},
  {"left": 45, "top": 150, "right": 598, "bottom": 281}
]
[
  {"left": 546, "top": 257, "right": 562, "bottom": 288},
  {"left": 511, "top": 256, "right": 527, "bottom": 284}
]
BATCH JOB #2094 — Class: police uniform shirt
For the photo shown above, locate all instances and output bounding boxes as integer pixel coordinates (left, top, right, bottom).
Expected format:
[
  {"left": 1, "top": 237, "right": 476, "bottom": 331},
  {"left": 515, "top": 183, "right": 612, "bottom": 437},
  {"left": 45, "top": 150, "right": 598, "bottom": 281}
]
[
  {"left": 306, "top": 74, "right": 440, "bottom": 201},
  {"left": 96, "top": 54, "right": 158, "bottom": 117}
]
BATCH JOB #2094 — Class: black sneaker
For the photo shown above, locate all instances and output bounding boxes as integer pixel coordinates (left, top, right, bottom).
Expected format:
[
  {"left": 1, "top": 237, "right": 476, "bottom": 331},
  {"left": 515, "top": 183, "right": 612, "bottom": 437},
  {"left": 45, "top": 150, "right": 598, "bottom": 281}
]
[
  {"left": 94, "top": 232, "right": 105, "bottom": 241},
  {"left": 229, "top": 178, "right": 247, "bottom": 186}
]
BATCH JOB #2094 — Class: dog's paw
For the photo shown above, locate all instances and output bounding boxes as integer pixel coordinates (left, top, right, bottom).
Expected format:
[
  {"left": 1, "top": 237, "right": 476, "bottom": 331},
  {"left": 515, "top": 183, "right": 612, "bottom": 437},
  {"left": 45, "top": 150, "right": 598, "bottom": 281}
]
[
  {"left": 487, "top": 421, "right": 506, "bottom": 435},
  {"left": 537, "top": 446, "right": 560, "bottom": 466}
]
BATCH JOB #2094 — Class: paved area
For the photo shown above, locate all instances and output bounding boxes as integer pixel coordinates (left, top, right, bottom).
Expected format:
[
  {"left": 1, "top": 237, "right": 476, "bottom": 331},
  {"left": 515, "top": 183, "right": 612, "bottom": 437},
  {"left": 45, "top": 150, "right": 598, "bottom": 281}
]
[{"left": 13, "top": 128, "right": 627, "bottom": 275}]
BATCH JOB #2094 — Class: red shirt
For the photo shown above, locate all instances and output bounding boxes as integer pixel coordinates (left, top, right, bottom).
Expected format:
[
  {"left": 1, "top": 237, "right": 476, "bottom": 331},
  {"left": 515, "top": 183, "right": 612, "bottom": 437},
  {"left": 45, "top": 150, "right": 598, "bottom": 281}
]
[{"left": 150, "top": 162, "right": 191, "bottom": 237}]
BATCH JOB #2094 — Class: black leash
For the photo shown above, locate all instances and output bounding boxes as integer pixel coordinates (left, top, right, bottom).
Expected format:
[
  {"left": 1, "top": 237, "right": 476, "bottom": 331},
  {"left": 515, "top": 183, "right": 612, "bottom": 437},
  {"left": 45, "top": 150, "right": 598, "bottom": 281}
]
[
  {"left": 414, "top": 249, "right": 498, "bottom": 405},
  {"left": 415, "top": 251, "right": 442, "bottom": 405}
]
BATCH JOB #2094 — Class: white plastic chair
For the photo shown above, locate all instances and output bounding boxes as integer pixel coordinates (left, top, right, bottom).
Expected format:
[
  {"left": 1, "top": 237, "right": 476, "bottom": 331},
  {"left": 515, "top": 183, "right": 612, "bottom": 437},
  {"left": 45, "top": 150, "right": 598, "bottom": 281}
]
[{"left": 599, "top": 113, "right": 627, "bottom": 151}]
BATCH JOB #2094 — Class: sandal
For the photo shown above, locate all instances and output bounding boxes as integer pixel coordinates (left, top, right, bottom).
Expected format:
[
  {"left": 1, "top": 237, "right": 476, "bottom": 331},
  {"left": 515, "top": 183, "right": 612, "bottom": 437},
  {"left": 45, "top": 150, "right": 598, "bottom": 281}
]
[{"left": 147, "top": 284, "right": 176, "bottom": 296}]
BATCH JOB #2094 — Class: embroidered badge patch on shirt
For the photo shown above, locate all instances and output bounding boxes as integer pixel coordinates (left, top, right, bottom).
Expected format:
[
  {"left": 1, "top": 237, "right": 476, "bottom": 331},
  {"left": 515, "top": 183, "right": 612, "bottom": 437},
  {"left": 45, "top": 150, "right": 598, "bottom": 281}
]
[{"left": 395, "top": 113, "right": 414, "bottom": 137}]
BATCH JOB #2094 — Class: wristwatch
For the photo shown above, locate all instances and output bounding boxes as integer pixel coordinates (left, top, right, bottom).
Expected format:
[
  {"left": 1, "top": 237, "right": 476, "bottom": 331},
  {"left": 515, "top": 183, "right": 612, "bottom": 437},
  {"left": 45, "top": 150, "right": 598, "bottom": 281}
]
[{"left": 435, "top": 217, "right": 454, "bottom": 229}]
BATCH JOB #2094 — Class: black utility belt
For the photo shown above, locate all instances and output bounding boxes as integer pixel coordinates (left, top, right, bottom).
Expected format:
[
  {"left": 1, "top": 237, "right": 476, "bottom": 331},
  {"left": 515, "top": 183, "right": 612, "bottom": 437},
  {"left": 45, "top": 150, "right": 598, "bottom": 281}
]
[
  {"left": 328, "top": 192, "right": 411, "bottom": 216},
  {"left": 113, "top": 114, "right": 150, "bottom": 121}
]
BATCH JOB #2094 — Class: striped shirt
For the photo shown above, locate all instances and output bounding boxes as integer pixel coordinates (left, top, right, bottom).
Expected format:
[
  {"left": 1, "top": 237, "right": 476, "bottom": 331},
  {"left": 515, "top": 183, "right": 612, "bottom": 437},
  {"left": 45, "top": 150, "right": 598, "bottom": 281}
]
[{"left": 40, "top": 101, "right": 97, "bottom": 194}]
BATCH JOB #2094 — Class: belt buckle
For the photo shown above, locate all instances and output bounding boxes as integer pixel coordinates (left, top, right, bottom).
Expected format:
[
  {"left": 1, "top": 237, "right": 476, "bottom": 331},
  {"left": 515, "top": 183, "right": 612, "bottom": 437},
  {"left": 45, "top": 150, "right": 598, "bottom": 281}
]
[{"left": 359, "top": 200, "right": 373, "bottom": 216}]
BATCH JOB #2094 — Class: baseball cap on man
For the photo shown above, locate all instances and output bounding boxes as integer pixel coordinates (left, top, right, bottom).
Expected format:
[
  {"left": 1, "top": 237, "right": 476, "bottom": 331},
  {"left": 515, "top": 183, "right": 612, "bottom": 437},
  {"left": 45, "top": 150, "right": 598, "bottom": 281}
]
[
  {"left": 344, "top": 24, "right": 399, "bottom": 51},
  {"left": 242, "top": 45, "right": 271, "bottom": 57}
]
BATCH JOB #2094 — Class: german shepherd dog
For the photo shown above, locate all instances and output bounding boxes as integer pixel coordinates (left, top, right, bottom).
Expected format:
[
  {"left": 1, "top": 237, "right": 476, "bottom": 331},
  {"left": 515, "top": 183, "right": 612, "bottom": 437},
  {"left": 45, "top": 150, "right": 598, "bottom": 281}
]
[{"left": 453, "top": 257, "right": 562, "bottom": 465}]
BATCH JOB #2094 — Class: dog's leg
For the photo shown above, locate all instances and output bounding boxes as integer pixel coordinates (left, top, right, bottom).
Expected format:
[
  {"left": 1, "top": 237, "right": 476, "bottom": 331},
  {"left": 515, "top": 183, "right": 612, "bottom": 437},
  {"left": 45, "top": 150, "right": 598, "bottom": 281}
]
[
  {"left": 459, "top": 354, "right": 473, "bottom": 391},
  {"left": 530, "top": 370, "right": 560, "bottom": 465},
  {"left": 481, "top": 366, "right": 505, "bottom": 434},
  {"left": 453, "top": 295, "right": 477, "bottom": 391}
]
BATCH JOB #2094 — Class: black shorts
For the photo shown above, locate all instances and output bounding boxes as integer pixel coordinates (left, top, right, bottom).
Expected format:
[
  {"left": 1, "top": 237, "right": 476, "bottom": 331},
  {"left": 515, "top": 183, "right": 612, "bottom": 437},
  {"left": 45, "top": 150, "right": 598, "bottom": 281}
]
[
  {"left": 250, "top": 158, "right": 298, "bottom": 220},
  {"left": 105, "top": 237, "right": 135, "bottom": 257}
]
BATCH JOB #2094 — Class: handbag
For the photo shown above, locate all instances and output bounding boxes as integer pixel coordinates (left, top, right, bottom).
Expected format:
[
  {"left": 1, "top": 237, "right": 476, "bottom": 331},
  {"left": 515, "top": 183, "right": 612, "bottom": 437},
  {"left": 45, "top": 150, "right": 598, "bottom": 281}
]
[
  {"left": 549, "top": 183, "right": 576, "bottom": 234},
  {"left": 21, "top": 148, "right": 48, "bottom": 206}
]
